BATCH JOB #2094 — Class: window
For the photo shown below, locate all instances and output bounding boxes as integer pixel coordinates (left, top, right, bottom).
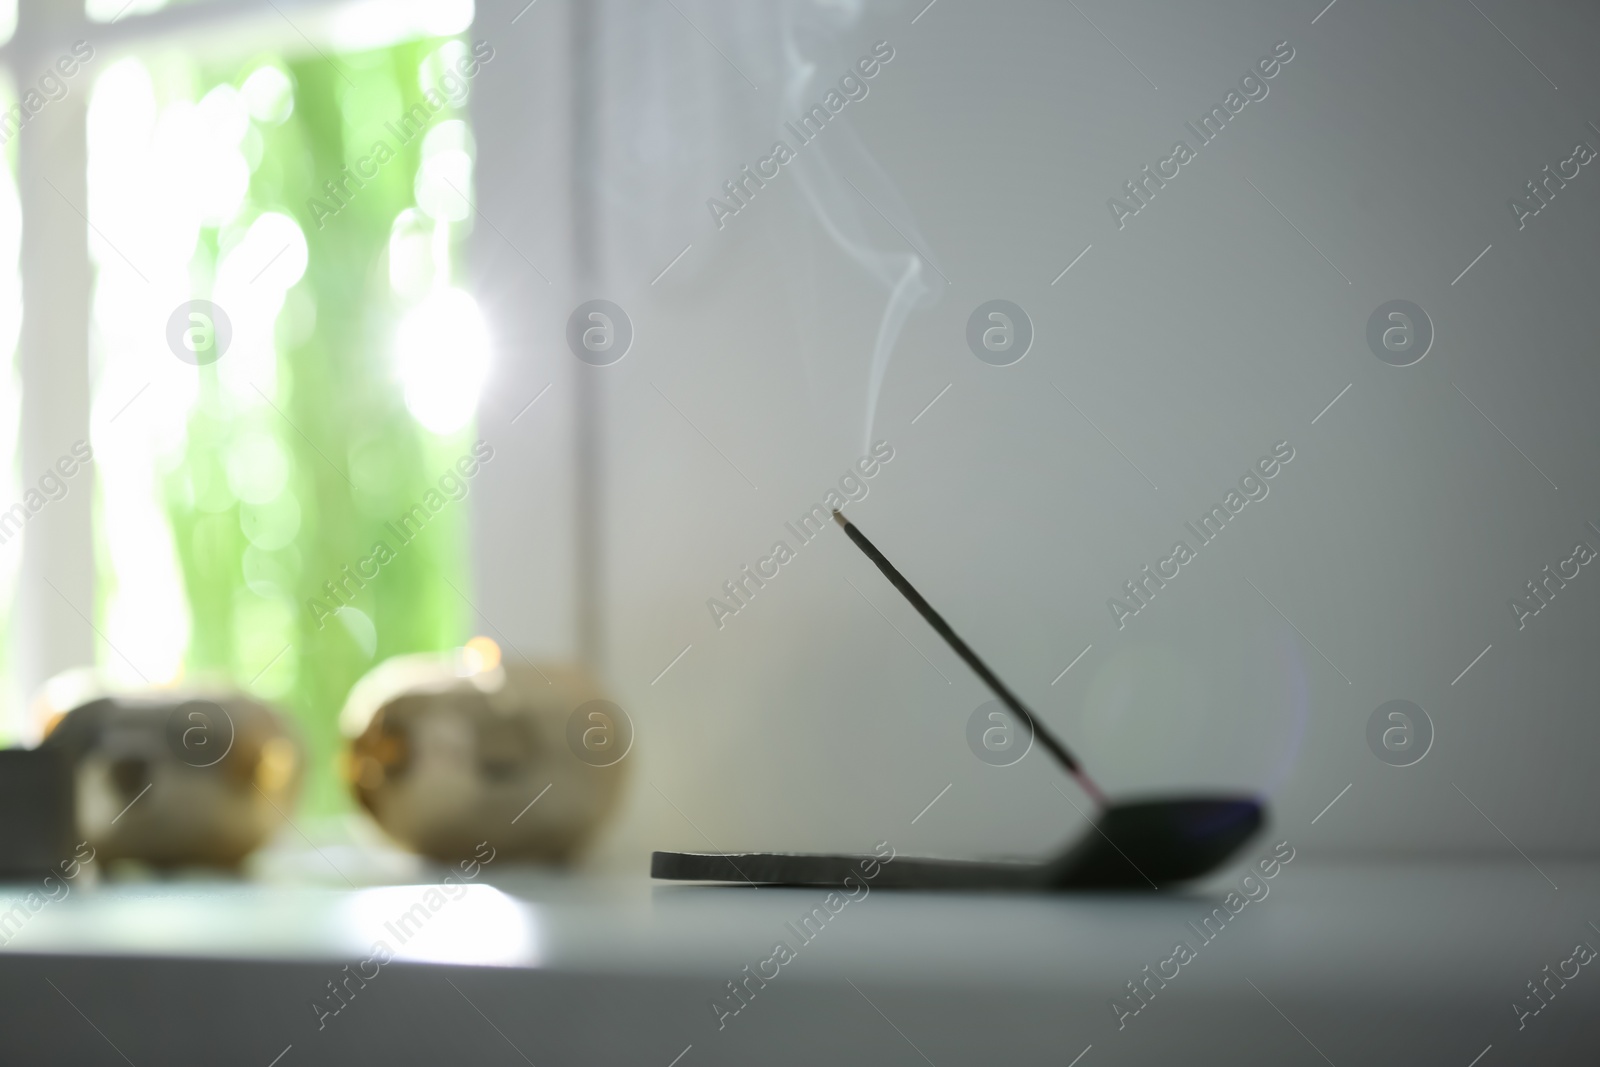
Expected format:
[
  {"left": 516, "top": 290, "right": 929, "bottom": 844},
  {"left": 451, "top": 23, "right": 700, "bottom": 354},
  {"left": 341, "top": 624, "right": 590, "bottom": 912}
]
[{"left": 6, "top": 0, "right": 487, "bottom": 820}]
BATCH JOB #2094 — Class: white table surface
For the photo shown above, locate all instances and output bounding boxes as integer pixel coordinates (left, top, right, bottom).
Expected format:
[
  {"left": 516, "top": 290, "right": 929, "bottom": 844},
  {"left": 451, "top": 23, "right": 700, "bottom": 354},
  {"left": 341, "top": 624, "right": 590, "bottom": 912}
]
[{"left": 0, "top": 857, "right": 1596, "bottom": 1065}]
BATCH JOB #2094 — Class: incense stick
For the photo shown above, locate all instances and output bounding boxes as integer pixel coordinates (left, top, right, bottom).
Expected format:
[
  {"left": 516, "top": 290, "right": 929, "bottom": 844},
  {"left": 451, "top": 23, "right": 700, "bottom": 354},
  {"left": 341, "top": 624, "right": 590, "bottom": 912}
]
[{"left": 833, "top": 510, "right": 1108, "bottom": 808}]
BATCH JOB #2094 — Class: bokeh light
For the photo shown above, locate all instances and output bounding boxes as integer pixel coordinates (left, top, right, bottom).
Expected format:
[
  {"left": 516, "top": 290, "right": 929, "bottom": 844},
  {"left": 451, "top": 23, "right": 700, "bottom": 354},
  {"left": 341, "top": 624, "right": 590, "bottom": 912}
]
[{"left": 83, "top": 33, "right": 479, "bottom": 809}]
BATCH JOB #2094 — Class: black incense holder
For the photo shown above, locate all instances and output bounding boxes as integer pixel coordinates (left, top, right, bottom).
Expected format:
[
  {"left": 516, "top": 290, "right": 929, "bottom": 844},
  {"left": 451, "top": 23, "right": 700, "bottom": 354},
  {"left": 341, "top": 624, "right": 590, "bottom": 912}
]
[{"left": 652, "top": 511, "right": 1265, "bottom": 891}]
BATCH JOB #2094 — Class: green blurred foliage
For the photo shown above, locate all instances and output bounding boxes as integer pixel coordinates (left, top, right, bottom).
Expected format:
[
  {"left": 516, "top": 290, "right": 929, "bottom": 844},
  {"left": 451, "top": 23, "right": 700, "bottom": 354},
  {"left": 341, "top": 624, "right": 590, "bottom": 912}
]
[{"left": 162, "top": 40, "right": 470, "bottom": 817}]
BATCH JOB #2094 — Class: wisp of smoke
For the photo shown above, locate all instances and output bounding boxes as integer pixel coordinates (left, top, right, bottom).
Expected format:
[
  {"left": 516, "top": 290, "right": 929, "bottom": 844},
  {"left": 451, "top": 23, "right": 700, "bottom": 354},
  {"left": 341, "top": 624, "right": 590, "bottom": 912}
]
[{"left": 779, "top": 0, "right": 947, "bottom": 452}]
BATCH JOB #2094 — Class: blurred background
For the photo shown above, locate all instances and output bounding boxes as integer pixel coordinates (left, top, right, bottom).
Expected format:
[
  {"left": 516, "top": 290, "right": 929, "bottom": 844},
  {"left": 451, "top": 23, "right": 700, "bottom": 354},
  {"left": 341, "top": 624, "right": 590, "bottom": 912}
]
[{"left": 3, "top": 0, "right": 1598, "bottom": 874}]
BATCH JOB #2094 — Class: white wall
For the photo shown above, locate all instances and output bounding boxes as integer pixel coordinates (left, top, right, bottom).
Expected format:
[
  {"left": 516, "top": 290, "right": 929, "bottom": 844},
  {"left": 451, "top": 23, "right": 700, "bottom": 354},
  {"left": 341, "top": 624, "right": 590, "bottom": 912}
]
[{"left": 471, "top": 0, "right": 1600, "bottom": 866}]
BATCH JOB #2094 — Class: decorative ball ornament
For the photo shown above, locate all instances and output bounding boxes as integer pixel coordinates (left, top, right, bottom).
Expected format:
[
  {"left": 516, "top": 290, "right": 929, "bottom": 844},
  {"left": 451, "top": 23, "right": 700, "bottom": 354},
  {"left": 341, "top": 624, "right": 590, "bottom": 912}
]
[
  {"left": 341, "top": 639, "right": 628, "bottom": 864},
  {"left": 36, "top": 672, "right": 303, "bottom": 868}
]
